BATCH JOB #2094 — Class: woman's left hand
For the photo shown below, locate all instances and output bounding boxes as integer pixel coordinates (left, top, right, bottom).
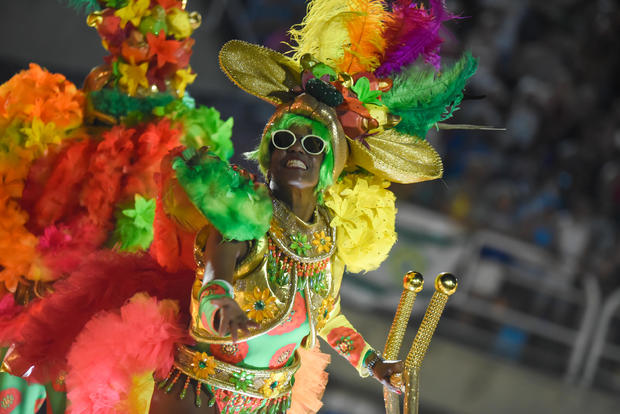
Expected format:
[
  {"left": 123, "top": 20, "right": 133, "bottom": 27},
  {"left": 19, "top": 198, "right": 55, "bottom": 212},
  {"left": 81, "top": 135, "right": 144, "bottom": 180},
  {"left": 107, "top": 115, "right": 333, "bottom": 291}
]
[{"left": 369, "top": 355, "right": 404, "bottom": 394}]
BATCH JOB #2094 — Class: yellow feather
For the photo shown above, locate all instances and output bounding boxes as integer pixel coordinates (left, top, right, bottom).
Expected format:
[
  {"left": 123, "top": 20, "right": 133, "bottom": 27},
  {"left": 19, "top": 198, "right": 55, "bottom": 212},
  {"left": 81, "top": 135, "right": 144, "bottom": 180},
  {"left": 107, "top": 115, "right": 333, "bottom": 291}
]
[
  {"left": 289, "top": 0, "right": 354, "bottom": 67},
  {"left": 338, "top": 0, "right": 389, "bottom": 73}
]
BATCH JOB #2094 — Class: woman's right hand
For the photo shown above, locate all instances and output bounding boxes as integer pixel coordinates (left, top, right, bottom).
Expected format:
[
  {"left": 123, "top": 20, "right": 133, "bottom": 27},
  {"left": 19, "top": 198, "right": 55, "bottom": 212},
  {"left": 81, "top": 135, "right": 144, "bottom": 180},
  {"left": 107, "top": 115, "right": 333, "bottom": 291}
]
[{"left": 210, "top": 297, "right": 260, "bottom": 342}]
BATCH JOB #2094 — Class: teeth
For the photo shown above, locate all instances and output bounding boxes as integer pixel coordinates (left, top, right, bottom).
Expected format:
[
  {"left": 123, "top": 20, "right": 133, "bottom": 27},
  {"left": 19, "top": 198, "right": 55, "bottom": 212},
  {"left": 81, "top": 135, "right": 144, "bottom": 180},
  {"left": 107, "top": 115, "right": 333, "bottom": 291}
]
[{"left": 286, "top": 159, "right": 307, "bottom": 170}]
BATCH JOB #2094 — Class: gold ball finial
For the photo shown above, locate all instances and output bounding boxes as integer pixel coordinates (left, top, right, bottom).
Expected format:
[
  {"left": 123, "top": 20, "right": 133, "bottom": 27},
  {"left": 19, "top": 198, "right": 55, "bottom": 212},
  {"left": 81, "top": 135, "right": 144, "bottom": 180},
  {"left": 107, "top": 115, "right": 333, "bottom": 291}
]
[
  {"left": 300, "top": 54, "right": 318, "bottom": 70},
  {"left": 435, "top": 273, "right": 458, "bottom": 296},
  {"left": 86, "top": 11, "right": 104, "bottom": 28},
  {"left": 189, "top": 12, "right": 202, "bottom": 30},
  {"left": 403, "top": 271, "right": 424, "bottom": 292}
]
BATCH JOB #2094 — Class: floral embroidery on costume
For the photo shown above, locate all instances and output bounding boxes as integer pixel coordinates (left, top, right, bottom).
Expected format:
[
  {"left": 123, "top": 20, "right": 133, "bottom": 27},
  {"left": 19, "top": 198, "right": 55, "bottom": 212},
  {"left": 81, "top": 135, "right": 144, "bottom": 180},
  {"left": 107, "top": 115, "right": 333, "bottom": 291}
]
[
  {"left": 239, "top": 287, "right": 278, "bottom": 323},
  {"left": 260, "top": 372, "right": 287, "bottom": 398},
  {"left": 312, "top": 230, "right": 332, "bottom": 254},
  {"left": 210, "top": 342, "right": 249, "bottom": 365},
  {"left": 230, "top": 371, "right": 255, "bottom": 391},
  {"left": 316, "top": 295, "right": 335, "bottom": 331},
  {"left": 327, "top": 327, "right": 366, "bottom": 367},
  {"left": 190, "top": 352, "right": 216, "bottom": 378},
  {"left": 268, "top": 292, "right": 307, "bottom": 336},
  {"left": 289, "top": 232, "right": 312, "bottom": 256},
  {"left": 269, "top": 343, "right": 297, "bottom": 369},
  {"left": 0, "top": 388, "right": 21, "bottom": 412}
]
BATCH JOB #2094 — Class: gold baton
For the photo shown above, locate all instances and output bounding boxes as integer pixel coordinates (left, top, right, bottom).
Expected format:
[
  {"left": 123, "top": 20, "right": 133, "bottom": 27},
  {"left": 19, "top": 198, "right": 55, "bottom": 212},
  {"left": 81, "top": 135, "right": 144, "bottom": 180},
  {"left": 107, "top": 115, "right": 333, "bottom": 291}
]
[
  {"left": 383, "top": 272, "right": 424, "bottom": 414},
  {"left": 403, "top": 273, "right": 457, "bottom": 414}
]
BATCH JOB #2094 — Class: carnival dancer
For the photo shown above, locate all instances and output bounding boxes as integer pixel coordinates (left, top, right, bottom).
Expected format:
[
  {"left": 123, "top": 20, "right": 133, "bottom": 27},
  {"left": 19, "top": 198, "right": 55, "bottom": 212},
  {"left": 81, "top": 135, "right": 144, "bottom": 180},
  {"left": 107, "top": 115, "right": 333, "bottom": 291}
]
[
  {"left": 150, "top": 93, "right": 405, "bottom": 413},
  {"left": 0, "top": 0, "right": 477, "bottom": 413}
]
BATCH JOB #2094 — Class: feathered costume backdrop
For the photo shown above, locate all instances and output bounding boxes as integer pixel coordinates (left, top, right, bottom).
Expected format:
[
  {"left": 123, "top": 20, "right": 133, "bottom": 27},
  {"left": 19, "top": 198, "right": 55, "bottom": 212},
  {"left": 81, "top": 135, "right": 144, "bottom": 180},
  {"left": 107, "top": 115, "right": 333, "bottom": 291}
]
[{"left": 0, "top": 0, "right": 477, "bottom": 413}]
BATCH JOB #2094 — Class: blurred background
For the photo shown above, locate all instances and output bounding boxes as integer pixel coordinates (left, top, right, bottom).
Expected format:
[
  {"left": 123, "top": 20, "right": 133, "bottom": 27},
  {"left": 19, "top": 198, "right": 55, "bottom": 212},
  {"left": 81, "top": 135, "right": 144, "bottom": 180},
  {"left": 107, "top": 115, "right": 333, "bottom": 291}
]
[{"left": 1, "top": 0, "right": 619, "bottom": 412}]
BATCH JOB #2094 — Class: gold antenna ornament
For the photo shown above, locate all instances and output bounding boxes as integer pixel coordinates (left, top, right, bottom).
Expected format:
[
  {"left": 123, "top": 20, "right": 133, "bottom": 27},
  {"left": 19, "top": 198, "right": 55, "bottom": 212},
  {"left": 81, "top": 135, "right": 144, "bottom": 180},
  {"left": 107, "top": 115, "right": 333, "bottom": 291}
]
[
  {"left": 383, "top": 272, "right": 458, "bottom": 414},
  {"left": 383, "top": 272, "right": 424, "bottom": 413}
]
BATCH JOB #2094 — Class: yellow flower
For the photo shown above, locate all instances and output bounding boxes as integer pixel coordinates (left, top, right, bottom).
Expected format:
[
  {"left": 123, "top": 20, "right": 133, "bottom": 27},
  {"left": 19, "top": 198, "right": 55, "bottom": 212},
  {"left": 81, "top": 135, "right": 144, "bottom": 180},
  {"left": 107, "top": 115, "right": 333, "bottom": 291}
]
[
  {"left": 324, "top": 172, "right": 396, "bottom": 273},
  {"left": 20, "top": 119, "right": 62, "bottom": 156},
  {"left": 311, "top": 230, "right": 332, "bottom": 254},
  {"left": 316, "top": 296, "right": 335, "bottom": 331},
  {"left": 118, "top": 62, "right": 150, "bottom": 96},
  {"left": 166, "top": 8, "right": 192, "bottom": 39},
  {"left": 115, "top": 0, "right": 150, "bottom": 28},
  {"left": 173, "top": 67, "right": 196, "bottom": 97},
  {"left": 260, "top": 372, "right": 287, "bottom": 398},
  {"left": 241, "top": 287, "right": 277, "bottom": 323},
  {"left": 190, "top": 352, "right": 216, "bottom": 378}
]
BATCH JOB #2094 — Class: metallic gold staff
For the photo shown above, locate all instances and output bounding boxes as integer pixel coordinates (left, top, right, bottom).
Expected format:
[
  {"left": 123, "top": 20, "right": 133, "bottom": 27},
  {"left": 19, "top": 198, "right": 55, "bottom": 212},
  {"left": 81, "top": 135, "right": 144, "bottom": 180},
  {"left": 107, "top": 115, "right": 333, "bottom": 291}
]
[
  {"left": 383, "top": 271, "right": 424, "bottom": 414},
  {"left": 402, "top": 272, "right": 457, "bottom": 414}
]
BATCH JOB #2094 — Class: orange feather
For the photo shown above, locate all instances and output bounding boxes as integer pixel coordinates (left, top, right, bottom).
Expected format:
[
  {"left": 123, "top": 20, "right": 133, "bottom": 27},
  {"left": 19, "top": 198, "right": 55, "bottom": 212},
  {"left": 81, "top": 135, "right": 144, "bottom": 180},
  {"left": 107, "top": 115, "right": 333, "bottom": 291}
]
[{"left": 338, "top": 0, "right": 390, "bottom": 74}]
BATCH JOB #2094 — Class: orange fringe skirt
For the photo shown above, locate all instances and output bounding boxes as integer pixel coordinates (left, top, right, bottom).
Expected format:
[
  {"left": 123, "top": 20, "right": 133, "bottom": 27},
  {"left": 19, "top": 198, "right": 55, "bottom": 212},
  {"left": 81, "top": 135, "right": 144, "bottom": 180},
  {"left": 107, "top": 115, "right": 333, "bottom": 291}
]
[{"left": 289, "top": 345, "right": 330, "bottom": 414}]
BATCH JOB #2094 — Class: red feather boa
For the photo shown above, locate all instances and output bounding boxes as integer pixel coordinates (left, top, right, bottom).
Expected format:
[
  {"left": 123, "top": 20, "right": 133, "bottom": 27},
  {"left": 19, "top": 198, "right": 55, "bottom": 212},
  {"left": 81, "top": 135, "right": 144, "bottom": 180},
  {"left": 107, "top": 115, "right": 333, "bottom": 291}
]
[{"left": 6, "top": 251, "right": 193, "bottom": 384}]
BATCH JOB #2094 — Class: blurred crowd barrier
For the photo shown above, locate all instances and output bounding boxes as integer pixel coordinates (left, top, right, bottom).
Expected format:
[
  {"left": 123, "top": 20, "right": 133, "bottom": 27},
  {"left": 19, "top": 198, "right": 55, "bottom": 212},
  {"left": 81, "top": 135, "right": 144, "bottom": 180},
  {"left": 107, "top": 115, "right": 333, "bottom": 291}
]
[{"left": 339, "top": 203, "right": 620, "bottom": 398}]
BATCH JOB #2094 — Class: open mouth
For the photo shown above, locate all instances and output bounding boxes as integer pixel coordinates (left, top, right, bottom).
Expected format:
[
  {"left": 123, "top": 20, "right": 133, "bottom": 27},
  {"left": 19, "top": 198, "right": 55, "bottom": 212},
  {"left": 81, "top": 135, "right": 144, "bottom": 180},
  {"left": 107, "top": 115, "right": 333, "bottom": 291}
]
[{"left": 285, "top": 159, "right": 307, "bottom": 170}]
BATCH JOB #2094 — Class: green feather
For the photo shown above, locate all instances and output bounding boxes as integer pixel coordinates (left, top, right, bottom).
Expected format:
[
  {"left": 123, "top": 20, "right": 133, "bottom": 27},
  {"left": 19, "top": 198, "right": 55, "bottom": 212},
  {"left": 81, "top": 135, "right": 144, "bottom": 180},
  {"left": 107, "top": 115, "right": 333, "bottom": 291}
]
[
  {"left": 90, "top": 89, "right": 176, "bottom": 119},
  {"left": 91, "top": 89, "right": 234, "bottom": 161},
  {"left": 172, "top": 148, "right": 272, "bottom": 241},
  {"left": 178, "top": 106, "right": 234, "bottom": 161},
  {"left": 102, "top": 0, "right": 128, "bottom": 8},
  {"left": 114, "top": 194, "right": 156, "bottom": 251},
  {"left": 61, "top": 0, "right": 101, "bottom": 13},
  {"left": 157, "top": 102, "right": 234, "bottom": 161},
  {"left": 383, "top": 53, "right": 478, "bottom": 138}
]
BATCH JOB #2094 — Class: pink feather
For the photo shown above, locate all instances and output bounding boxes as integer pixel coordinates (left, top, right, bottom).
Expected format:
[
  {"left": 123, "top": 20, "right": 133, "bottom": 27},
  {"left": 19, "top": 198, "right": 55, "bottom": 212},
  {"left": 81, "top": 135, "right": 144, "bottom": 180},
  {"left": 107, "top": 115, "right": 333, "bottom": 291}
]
[
  {"left": 0, "top": 294, "right": 28, "bottom": 346},
  {"left": 38, "top": 219, "right": 105, "bottom": 278},
  {"left": 66, "top": 293, "right": 188, "bottom": 414}
]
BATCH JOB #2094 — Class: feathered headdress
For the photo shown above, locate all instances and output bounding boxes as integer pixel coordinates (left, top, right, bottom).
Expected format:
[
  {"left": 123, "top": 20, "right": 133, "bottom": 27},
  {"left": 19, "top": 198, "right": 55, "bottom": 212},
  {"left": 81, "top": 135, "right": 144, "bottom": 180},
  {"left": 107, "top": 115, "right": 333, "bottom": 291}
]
[
  {"left": 219, "top": 0, "right": 480, "bottom": 272},
  {"left": 220, "top": 0, "right": 478, "bottom": 184}
]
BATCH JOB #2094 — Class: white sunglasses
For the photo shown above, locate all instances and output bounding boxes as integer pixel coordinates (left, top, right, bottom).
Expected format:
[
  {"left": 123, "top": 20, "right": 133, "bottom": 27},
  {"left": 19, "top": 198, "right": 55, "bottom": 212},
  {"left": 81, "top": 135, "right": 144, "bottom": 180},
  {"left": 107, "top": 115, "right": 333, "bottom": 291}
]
[{"left": 270, "top": 129, "right": 326, "bottom": 155}]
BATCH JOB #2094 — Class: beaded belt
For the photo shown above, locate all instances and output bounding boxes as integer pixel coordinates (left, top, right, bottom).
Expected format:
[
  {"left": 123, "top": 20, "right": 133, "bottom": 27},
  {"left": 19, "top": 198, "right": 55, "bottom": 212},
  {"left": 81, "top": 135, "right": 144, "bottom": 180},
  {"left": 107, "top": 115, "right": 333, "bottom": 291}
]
[{"left": 173, "top": 344, "right": 300, "bottom": 400}]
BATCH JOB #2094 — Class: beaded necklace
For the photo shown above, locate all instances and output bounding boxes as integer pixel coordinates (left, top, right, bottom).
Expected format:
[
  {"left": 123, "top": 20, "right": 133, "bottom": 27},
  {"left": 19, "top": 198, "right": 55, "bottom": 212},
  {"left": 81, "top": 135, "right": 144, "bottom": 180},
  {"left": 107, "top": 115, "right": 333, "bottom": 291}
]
[{"left": 266, "top": 199, "right": 335, "bottom": 296}]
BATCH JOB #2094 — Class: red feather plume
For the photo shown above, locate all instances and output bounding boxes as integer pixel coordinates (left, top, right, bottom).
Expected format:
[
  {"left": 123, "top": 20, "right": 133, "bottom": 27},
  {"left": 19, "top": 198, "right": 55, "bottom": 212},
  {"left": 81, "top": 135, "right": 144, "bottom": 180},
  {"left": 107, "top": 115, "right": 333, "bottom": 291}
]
[{"left": 6, "top": 251, "right": 194, "bottom": 384}]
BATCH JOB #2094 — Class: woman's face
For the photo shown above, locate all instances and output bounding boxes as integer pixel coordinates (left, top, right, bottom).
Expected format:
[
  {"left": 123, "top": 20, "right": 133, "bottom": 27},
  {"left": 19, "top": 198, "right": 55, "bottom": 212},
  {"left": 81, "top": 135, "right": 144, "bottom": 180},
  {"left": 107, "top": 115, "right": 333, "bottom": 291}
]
[{"left": 268, "top": 123, "right": 325, "bottom": 191}]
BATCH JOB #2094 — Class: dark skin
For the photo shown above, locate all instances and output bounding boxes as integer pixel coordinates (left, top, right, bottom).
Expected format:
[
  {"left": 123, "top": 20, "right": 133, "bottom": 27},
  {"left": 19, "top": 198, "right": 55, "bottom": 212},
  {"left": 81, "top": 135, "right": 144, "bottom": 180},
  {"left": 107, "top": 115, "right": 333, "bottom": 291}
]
[{"left": 150, "top": 124, "right": 402, "bottom": 413}]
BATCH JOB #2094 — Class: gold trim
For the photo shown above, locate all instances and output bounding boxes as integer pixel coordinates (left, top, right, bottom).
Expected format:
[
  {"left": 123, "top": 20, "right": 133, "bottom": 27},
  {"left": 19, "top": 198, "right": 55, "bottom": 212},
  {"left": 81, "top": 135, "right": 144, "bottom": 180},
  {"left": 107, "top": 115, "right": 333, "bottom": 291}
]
[
  {"left": 268, "top": 199, "right": 336, "bottom": 263},
  {"left": 234, "top": 238, "right": 265, "bottom": 281},
  {"left": 189, "top": 262, "right": 298, "bottom": 344},
  {"left": 193, "top": 225, "right": 211, "bottom": 277},
  {"left": 175, "top": 344, "right": 299, "bottom": 399}
]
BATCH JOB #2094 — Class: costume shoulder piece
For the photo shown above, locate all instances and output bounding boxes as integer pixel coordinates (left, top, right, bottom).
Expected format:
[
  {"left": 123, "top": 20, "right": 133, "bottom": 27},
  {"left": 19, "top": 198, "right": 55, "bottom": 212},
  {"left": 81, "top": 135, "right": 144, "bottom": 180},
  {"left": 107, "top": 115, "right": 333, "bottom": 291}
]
[{"left": 165, "top": 147, "right": 273, "bottom": 241}]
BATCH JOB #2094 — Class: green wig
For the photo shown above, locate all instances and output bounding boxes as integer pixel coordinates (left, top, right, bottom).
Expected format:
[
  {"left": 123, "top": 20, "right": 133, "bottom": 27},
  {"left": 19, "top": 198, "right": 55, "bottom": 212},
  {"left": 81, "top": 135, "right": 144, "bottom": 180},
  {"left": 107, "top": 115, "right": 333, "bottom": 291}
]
[{"left": 249, "top": 113, "right": 334, "bottom": 199}]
